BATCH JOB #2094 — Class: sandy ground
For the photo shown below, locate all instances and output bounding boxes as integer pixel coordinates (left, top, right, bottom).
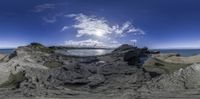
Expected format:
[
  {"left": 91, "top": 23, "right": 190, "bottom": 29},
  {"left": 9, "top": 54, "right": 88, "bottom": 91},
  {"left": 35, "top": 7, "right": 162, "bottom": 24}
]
[{"left": 152, "top": 53, "right": 200, "bottom": 64}]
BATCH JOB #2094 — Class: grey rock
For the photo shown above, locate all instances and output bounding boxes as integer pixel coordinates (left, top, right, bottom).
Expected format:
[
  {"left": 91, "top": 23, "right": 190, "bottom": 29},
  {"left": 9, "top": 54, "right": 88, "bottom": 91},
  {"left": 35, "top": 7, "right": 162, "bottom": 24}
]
[
  {"left": 146, "top": 64, "right": 200, "bottom": 91},
  {"left": 0, "top": 43, "right": 158, "bottom": 98},
  {"left": 113, "top": 44, "right": 135, "bottom": 52},
  {"left": 88, "top": 74, "right": 105, "bottom": 88}
]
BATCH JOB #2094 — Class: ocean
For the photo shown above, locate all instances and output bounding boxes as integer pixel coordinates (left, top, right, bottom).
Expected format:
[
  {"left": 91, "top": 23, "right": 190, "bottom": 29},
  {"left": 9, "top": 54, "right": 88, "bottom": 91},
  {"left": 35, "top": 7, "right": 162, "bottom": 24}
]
[
  {"left": 1, "top": 49, "right": 200, "bottom": 57},
  {"left": 56, "top": 49, "right": 113, "bottom": 56},
  {"left": 0, "top": 49, "right": 14, "bottom": 55},
  {"left": 154, "top": 49, "right": 200, "bottom": 57}
]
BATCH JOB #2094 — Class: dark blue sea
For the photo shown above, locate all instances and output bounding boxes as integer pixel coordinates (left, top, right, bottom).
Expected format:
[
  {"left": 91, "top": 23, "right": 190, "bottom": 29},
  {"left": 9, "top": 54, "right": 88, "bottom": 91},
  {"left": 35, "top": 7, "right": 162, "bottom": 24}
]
[
  {"left": 1, "top": 49, "right": 200, "bottom": 57},
  {"left": 0, "top": 49, "right": 14, "bottom": 55}
]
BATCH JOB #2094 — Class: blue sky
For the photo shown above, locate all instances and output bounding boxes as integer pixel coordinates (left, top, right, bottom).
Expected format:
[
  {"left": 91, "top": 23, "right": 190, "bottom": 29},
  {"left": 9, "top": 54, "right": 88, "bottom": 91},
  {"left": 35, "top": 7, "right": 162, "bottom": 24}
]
[{"left": 0, "top": 0, "right": 200, "bottom": 48}]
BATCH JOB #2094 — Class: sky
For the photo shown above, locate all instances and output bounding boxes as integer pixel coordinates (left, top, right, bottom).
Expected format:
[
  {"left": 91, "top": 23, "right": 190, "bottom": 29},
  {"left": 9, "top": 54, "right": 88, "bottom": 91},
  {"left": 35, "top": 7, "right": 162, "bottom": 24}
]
[{"left": 0, "top": 0, "right": 200, "bottom": 48}]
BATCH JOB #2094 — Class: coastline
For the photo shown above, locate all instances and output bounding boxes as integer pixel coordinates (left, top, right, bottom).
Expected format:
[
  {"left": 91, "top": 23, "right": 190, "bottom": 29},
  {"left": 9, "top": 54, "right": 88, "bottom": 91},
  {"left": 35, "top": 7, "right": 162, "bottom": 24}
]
[
  {"left": 0, "top": 54, "right": 6, "bottom": 60},
  {"left": 1, "top": 43, "right": 200, "bottom": 98},
  {"left": 151, "top": 53, "right": 200, "bottom": 64}
]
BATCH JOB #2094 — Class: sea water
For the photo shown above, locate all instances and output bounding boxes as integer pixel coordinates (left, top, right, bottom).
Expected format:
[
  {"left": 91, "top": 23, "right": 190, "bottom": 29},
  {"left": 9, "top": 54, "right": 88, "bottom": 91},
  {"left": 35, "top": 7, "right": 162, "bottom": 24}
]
[
  {"left": 56, "top": 49, "right": 113, "bottom": 56},
  {"left": 1, "top": 48, "right": 200, "bottom": 57},
  {"left": 0, "top": 49, "right": 14, "bottom": 55},
  {"left": 155, "top": 49, "right": 200, "bottom": 57}
]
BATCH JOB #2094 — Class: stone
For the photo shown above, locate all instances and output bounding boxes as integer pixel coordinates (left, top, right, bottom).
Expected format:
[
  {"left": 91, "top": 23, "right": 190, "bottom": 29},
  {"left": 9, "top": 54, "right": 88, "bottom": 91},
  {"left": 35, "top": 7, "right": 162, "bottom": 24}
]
[
  {"left": 88, "top": 74, "right": 105, "bottom": 88},
  {"left": 113, "top": 44, "right": 135, "bottom": 52},
  {"left": 0, "top": 43, "right": 163, "bottom": 98}
]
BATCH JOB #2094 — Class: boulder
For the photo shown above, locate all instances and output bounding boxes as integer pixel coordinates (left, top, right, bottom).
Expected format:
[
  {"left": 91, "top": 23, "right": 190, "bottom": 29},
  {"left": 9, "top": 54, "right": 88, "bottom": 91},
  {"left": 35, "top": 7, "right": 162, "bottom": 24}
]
[
  {"left": 28, "top": 42, "right": 54, "bottom": 53},
  {"left": 88, "top": 74, "right": 105, "bottom": 88},
  {"left": 113, "top": 44, "right": 135, "bottom": 52},
  {"left": 79, "top": 57, "right": 99, "bottom": 64},
  {"left": 148, "top": 64, "right": 200, "bottom": 90},
  {"left": 111, "top": 44, "right": 150, "bottom": 66},
  {"left": 124, "top": 51, "right": 141, "bottom": 66},
  {"left": 123, "top": 48, "right": 149, "bottom": 66},
  {"left": 47, "top": 64, "right": 92, "bottom": 86}
]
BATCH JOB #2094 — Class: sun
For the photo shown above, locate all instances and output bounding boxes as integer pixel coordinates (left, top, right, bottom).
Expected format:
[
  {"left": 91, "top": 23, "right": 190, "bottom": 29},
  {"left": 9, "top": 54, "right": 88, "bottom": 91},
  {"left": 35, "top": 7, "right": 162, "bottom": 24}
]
[{"left": 94, "top": 30, "right": 105, "bottom": 37}]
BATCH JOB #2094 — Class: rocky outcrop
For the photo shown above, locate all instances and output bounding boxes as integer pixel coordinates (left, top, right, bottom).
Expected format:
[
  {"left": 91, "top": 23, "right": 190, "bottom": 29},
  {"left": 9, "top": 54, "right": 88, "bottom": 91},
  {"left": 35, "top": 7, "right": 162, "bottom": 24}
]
[
  {"left": 1, "top": 43, "right": 200, "bottom": 98},
  {"left": 0, "top": 43, "right": 154, "bottom": 98},
  {"left": 147, "top": 64, "right": 200, "bottom": 90},
  {"left": 112, "top": 45, "right": 149, "bottom": 66},
  {"left": 113, "top": 44, "right": 135, "bottom": 52}
]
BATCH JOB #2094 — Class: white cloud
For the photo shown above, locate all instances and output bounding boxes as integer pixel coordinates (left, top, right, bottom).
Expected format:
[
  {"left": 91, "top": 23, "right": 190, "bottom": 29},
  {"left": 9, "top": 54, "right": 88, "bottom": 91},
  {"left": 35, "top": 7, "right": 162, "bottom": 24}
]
[
  {"left": 65, "top": 39, "right": 121, "bottom": 48},
  {"left": 34, "top": 3, "right": 55, "bottom": 13},
  {"left": 130, "top": 39, "right": 137, "bottom": 43},
  {"left": 66, "top": 14, "right": 77, "bottom": 17},
  {"left": 67, "top": 14, "right": 112, "bottom": 38},
  {"left": 61, "top": 26, "right": 69, "bottom": 32},
  {"left": 43, "top": 16, "right": 57, "bottom": 23},
  {"left": 62, "top": 13, "right": 145, "bottom": 48},
  {"left": 113, "top": 22, "right": 145, "bottom": 36},
  {"left": 42, "top": 13, "right": 63, "bottom": 23},
  {"left": 33, "top": 4, "right": 66, "bottom": 23},
  {"left": 65, "top": 13, "right": 144, "bottom": 39}
]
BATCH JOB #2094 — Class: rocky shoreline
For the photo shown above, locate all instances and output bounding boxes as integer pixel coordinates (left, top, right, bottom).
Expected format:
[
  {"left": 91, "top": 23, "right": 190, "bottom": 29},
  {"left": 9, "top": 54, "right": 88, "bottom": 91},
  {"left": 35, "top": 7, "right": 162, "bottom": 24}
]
[
  {"left": 0, "top": 54, "right": 6, "bottom": 60},
  {"left": 0, "top": 43, "right": 200, "bottom": 99}
]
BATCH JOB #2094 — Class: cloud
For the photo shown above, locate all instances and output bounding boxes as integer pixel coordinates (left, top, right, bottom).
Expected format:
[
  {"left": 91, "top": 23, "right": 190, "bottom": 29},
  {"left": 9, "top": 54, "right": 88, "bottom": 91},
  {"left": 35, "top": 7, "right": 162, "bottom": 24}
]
[
  {"left": 33, "top": 3, "right": 67, "bottom": 23},
  {"left": 66, "top": 14, "right": 112, "bottom": 38},
  {"left": 42, "top": 13, "right": 63, "bottom": 23},
  {"left": 65, "top": 39, "right": 121, "bottom": 48},
  {"left": 130, "top": 39, "right": 137, "bottom": 43},
  {"left": 61, "top": 26, "right": 69, "bottom": 32},
  {"left": 63, "top": 13, "right": 145, "bottom": 48},
  {"left": 112, "top": 21, "right": 145, "bottom": 36},
  {"left": 65, "top": 13, "right": 144, "bottom": 39},
  {"left": 33, "top": 3, "right": 55, "bottom": 13},
  {"left": 43, "top": 16, "right": 57, "bottom": 23}
]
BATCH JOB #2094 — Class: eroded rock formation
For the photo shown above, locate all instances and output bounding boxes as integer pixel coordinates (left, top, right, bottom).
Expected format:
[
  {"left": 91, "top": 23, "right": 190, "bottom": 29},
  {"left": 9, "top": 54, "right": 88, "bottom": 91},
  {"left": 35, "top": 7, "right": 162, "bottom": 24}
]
[{"left": 0, "top": 43, "right": 199, "bottom": 99}]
